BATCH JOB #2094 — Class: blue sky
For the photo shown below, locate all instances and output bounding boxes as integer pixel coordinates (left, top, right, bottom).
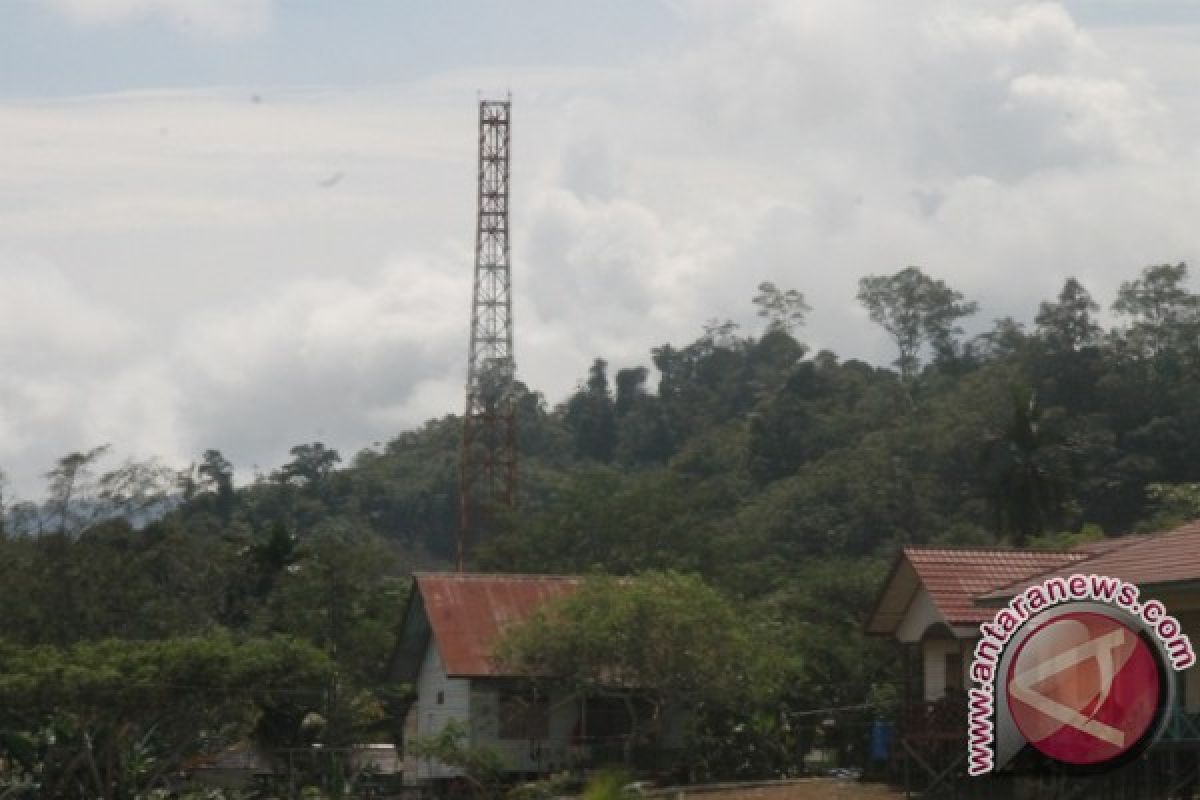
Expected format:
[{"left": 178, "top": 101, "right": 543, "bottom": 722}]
[
  {"left": 0, "top": 2, "right": 680, "bottom": 97},
  {"left": 4, "top": 0, "right": 1200, "bottom": 499}
]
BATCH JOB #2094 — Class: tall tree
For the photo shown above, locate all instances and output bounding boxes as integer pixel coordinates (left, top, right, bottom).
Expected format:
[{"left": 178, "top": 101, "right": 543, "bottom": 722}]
[
  {"left": 979, "top": 386, "right": 1071, "bottom": 544},
  {"left": 93, "top": 458, "right": 176, "bottom": 525},
  {"left": 196, "top": 448, "right": 236, "bottom": 521},
  {"left": 1035, "top": 278, "right": 1102, "bottom": 353},
  {"left": 856, "top": 267, "right": 978, "bottom": 379},
  {"left": 564, "top": 359, "right": 617, "bottom": 462},
  {"left": 1112, "top": 262, "right": 1200, "bottom": 357},
  {"left": 752, "top": 281, "right": 811, "bottom": 336},
  {"left": 614, "top": 367, "right": 648, "bottom": 417},
  {"left": 278, "top": 442, "right": 341, "bottom": 486},
  {"left": 45, "top": 445, "right": 110, "bottom": 536}
]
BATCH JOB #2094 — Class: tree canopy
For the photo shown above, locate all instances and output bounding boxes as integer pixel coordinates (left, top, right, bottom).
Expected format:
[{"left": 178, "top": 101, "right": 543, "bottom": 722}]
[{"left": 4, "top": 262, "right": 1200, "bottom": 787}]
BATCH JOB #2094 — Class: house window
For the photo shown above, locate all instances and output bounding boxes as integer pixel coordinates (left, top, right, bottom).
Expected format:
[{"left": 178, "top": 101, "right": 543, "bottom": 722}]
[
  {"left": 945, "top": 652, "right": 963, "bottom": 693},
  {"left": 437, "top": 690, "right": 445, "bottom": 705},
  {"left": 498, "top": 690, "right": 550, "bottom": 740}
]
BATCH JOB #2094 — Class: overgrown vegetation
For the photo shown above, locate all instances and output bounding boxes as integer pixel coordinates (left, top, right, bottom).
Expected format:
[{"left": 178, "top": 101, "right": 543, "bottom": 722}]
[{"left": 4, "top": 263, "right": 1200, "bottom": 793}]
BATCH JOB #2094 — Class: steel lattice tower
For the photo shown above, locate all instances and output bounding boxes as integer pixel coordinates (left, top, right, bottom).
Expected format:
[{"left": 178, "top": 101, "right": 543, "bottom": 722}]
[{"left": 458, "top": 98, "right": 516, "bottom": 570}]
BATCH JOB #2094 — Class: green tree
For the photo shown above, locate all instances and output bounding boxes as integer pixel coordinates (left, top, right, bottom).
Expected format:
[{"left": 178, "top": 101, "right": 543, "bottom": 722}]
[
  {"left": 856, "top": 267, "right": 978, "bottom": 379},
  {"left": 45, "top": 445, "right": 110, "bottom": 536},
  {"left": 93, "top": 458, "right": 176, "bottom": 525},
  {"left": 979, "top": 386, "right": 1071, "bottom": 544},
  {"left": 564, "top": 359, "right": 617, "bottom": 462},
  {"left": 261, "top": 524, "right": 404, "bottom": 683},
  {"left": 406, "top": 720, "right": 503, "bottom": 799},
  {"left": 0, "top": 633, "right": 331, "bottom": 800},
  {"left": 279, "top": 442, "right": 342, "bottom": 486},
  {"left": 753, "top": 281, "right": 811, "bottom": 336},
  {"left": 495, "top": 572, "right": 789, "bottom": 767},
  {"left": 195, "top": 448, "right": 237, "bottom": 522},
  {"left": 970, "top": 317, "right": 1028, "bottom": 362},
  {"left": 1035, "top": 278, "right": 1101, "bottom": 353},
  {"left": 1112, "top": 262, "right": 1200, "bottom": 357},
  {"left": 614, "top": 367, "right": 648, "bottom": 417}
]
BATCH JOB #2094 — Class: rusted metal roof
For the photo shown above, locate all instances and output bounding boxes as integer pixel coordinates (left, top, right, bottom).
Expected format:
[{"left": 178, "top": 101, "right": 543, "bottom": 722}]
[
  {"left": 415, "top": 572, "right": 581, "bottom": 678},
  {"left": 981, "top": 520, "right": 1200, "bottom": 601}
]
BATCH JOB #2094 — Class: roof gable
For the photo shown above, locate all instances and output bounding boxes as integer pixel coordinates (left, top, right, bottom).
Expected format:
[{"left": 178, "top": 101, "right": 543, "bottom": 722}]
[
  {"left": 868, "top": 547, "right": 1087, "bottom": 635},
  {"left": 410, "top": 573, "right": 581, "bottom": 678}
]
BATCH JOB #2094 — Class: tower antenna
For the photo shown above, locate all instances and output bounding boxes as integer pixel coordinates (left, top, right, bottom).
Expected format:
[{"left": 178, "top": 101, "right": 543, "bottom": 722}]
[{"left": 458, "top": 97, "right": 517, "bottom": 570}]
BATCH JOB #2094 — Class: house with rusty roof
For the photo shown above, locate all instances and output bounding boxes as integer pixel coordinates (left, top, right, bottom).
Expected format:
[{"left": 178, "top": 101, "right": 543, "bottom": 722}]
[
  {"left": 388, "top": 573, "right": 685, "bottom": 785},
  {"left": 866, "top": 520, "right": 1200, "bottom": 795}
]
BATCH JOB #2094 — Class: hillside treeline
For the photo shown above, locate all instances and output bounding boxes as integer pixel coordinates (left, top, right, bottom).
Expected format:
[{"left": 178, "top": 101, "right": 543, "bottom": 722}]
[{"left": 4, "top": 262, "right": 1200, "bottom": 790}]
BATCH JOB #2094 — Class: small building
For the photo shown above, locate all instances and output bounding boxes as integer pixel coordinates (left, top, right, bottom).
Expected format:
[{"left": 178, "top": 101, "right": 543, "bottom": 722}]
[
  {"left": 867, "top": 521, "right": 1200, "bottom": 796},
  {"left": 187, "top": 741, "right": 277, "bottom": 790},
  {"left": 867, "top": 547, "right": 1093, "bottom": 704},
  {"left": 388, "top": 573, "right": 684, "bottom": 785}
]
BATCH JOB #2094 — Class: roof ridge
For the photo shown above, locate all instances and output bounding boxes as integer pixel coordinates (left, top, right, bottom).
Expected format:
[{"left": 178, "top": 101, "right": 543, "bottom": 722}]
[
  {"left": 973, "top": 527, "right": 1194, "bottom": 601},
  {"left": 904, "top": 545, "right": 1086, "bottom": 556},
  {"left": 414, "top": 571, "right": 584, "bottom": 581}
]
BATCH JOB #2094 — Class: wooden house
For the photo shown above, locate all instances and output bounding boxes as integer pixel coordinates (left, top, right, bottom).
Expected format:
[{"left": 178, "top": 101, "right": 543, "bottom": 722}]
[
  {"left": 388, "top": 573, "right": 685, "bottom": 786},
  {"left": 867, "top": 520, "right": 1200, "bottom": 796}
]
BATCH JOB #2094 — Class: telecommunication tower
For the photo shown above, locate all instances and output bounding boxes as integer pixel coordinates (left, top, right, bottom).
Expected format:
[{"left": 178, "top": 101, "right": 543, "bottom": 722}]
[{"left": 458, "top": 97, "right": 517, "bottom": 570}]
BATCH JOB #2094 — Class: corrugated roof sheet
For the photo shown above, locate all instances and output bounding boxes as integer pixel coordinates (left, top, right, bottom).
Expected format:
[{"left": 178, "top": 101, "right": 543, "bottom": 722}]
[
  {"left": 982, "top": 520, "right": 1200, "bottom": 600},
  {"left": 904, "top": 547, "right": 1089, "bottom": 625},
  {"left": 416, "top": 572, "right": 580, "bottom": 678}
]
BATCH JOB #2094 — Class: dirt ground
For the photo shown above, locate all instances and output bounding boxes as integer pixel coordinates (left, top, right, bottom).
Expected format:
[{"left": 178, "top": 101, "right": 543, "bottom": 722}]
[{"left": 653, "top": 779, "right": 904, "bottom": 800}]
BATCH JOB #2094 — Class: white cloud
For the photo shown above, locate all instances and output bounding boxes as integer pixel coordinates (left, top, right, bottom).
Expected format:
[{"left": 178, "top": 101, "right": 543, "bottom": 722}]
[
  {"left": 41, "top": 0, "right": 271, "bottom": 39},
  {"left": 0, "top": 256, "right": 137, "bottom": 366},
  {"left": 4, "top": 0, "right": 1200, "bottom": 495}
]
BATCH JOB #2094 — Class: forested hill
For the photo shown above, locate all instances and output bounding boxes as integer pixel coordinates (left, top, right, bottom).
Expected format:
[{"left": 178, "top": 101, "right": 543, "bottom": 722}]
[{"left": 4, "top": 263, "right": 1200, "bottom": 780}]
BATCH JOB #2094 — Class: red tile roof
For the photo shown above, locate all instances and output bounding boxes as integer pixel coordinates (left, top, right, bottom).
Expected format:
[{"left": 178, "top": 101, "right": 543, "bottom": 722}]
[
  {"left": 904, "top": 547, "right": 1090, "bottom": 625},
  {"left": 416, "top": 573, "right": 580, "bottom": 678},
  {"left": 871, "top": 521, "right": 1200, "bottom": 636},
  {"left": 982, "top": 520, "right": 1200, "bottom": 600}
]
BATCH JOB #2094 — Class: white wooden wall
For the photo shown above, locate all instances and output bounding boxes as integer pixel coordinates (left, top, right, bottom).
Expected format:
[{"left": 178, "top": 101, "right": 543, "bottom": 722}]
[
  {"left": 406, "top": 642, "right": 471, "bottom": 782},
  {"left": 921, "top": 639, "right": 962, "bottom": 702},
  {"left": 403, "top": 642, "right": 693, "bottom": 783}
]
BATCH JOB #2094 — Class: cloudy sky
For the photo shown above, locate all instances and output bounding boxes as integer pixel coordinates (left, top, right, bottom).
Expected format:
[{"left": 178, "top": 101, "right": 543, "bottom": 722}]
[{"left": 3, "top": 0, "right": 1200, "bottom": 498}]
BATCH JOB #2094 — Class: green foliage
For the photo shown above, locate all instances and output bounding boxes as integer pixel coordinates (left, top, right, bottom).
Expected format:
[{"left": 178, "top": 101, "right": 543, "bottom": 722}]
[
  {"left": 0, "top": 633, "right": 331, "bottom": 799},
  {"left": 565, "top": 360, "right": 618, "bottom": 462},
  {"left": 496, "top": 572, "right": 793, "bottom": 772},
  {"left": 979, "top": 386, "right": 1072, "bottom": 543},
  {"left": 499, "top": 572, "right": 787, "bottom": 706},
  {"left": 1113, "top": 263, "right": 1199, "bottom": 357},
  {"left": 857, "top": 266, "right": 978, "bottom": 378},
  {"left": 504, "top": 773, "right": 577, "bottom": 800},
  {"left": 1036, "top": 278, "right": 1102, "bottom": 353},
  {"left": 753, "top": 282, "right": 811, "bottom": 336},
  {"left": 10, "top": 263, "right": 1200, "bottom": 786},
  {"left": 581, "top": 768, "right": 636, "bottom": 800},
  {"left": 1142, "top": 483, "right": 1200, "bottom": 531},
  {"left": 1026, "top": 523, "right": 1106, "bottom": 551},
  {"left": 279, "top": 443, "right": 343, "bottom": 487},
  {"left": 407, "top": 720, "right": 504, "bottom": 797}
]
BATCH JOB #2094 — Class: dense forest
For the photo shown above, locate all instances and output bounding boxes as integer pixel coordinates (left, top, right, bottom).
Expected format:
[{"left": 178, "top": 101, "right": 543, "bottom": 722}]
[{"left": 5, "top": 262, "right": 1200, "bottom": 795}]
